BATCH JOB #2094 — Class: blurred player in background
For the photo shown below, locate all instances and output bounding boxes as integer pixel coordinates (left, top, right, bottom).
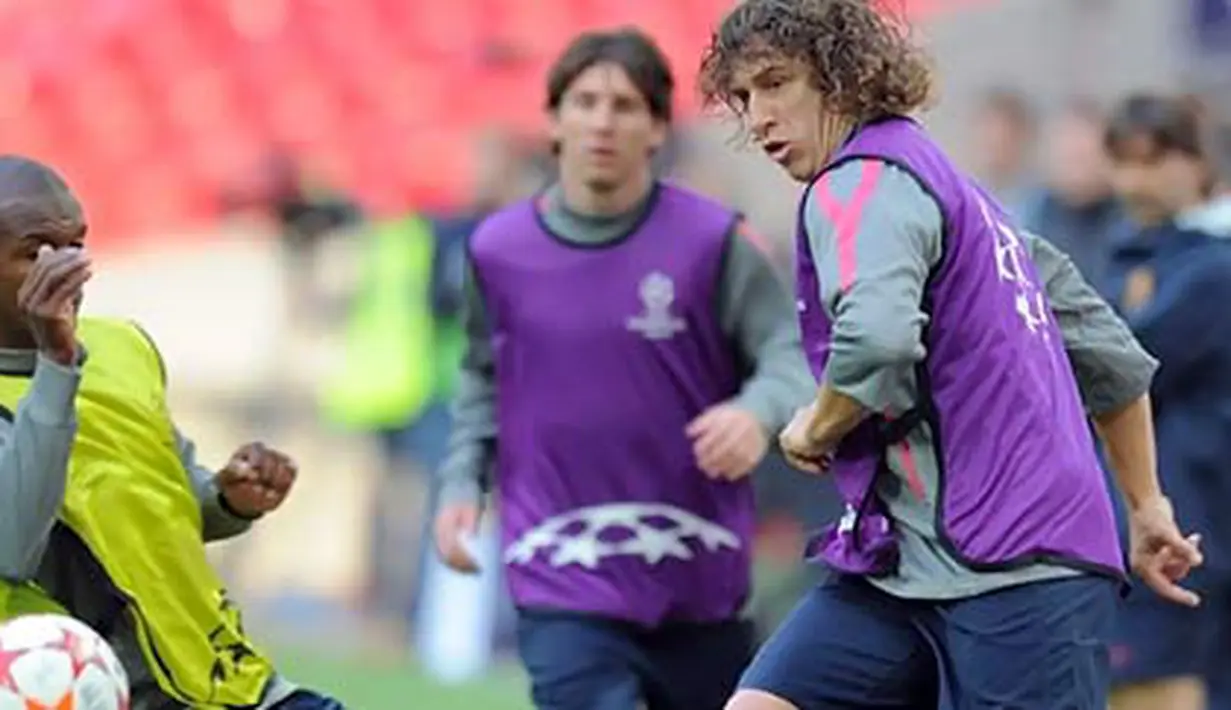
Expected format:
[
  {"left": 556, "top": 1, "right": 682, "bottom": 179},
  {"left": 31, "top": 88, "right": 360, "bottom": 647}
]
[
  {"left": 700, "top": 0, "right": 1201, "bottom": 708},
  {"left": 0, "top": 156, "right": 343, "bottom": 709},
  {"left": 1102, "top": 92, "right": 1231, "bottom": 710},
  {"left": 434, "top": 28, "right": 812, "bottom": 710}
]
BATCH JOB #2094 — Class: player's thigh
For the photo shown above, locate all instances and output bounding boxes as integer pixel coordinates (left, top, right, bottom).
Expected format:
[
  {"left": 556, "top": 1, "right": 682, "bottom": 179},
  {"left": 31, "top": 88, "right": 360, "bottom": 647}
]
[
  {"left": 640, "top": 618, "right": 756, "bottom": 710},
  {"left": 936, "top": 575, "right": 1117, "bottom": 710},
  {"left": 516, "top": 611, "right": 642, "bottom": 710},
  {"left": 738, "top": 576, "right": 935, "bottom": 710}
]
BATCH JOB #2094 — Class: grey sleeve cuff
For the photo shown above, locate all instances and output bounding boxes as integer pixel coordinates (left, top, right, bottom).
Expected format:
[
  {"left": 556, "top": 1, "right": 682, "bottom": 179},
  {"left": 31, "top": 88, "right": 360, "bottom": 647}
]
[
  {"left": 199, "top": 475, "right": 257, "bottom": 541},
  {"left": 27, "top": 355, "right": 81, "bottom": 426},
  {"left": 1082, "top": 347, "right": 1159, "bottom": 415}
]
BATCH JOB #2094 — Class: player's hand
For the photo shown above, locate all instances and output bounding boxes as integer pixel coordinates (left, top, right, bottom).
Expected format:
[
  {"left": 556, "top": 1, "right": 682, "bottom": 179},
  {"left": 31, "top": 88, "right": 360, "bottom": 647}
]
[
  {"left": 1129, "top": 495, "right": 1204, "bottom": 607},
  {"left": 686, "top": 404, "right": 768, "bottom": 481},
  {"left": 17, "top": 245, "right": 91, "bottom": 366},
  {"left": 434, "top": 502, "right": 482, "bottom": 574},
  {"left": 779, "top": 403, "right": 831, "bottom": 474},
  {"left": 216, "top": 442, "right": 298, "bottom": 518}
]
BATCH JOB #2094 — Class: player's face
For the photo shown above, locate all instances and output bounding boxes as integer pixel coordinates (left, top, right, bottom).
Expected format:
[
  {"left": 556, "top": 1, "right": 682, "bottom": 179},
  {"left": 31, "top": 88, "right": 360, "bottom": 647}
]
[
  {"left": 727, "top": 56, "right": 827, "bottom": 182},
  {"left": 1109, "top": 135, "right": 1206, "bottom": 225},
  {"left": 0, "top": 202, "right": 86, "bottom": 343},
  {"left": 551, "top": 62, "right": 666, "bottom": 192}
]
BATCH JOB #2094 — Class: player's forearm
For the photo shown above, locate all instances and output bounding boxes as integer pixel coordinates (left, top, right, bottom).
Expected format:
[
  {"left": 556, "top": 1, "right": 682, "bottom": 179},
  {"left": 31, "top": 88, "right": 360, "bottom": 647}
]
[
  {"left": 177, "top": 429, "right": 254, "bottom": 542},
  {"left": 0, "top": 355, "right": 80, "bottom": 580},
  {"left": 805, "top": 381, "right": 870, "bottom": 452},
  {"left": 1093, "top": 393, "right": 1163, "bottom": 510}
]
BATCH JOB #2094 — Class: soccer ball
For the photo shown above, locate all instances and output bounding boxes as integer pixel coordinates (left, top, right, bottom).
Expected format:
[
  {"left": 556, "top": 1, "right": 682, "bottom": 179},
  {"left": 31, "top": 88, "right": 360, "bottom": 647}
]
[{"left": 0, "top": 614, "right": 130, "bottom": 710}]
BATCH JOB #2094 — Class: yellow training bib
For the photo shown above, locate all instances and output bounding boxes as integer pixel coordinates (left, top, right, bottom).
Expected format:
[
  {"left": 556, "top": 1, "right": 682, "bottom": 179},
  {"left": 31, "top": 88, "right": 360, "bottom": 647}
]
[{"left": 0, "top": 318, "right": 275, "bottom": 707}]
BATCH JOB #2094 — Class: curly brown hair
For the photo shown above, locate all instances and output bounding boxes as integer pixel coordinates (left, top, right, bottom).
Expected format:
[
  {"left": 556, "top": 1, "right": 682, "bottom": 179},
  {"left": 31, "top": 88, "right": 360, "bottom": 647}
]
[{"left": 699, "top": 0, "right": 935, "bottom": 121}]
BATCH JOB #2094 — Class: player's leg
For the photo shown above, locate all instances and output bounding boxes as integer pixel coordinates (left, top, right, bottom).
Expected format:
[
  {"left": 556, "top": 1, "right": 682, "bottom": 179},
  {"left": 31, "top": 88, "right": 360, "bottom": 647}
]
[
  {"left": 516, "top": 610, "right": 643, "bottom": 710},
  {"left": 1107, "top": 579, "right": 1216, "bottom": 710},
  {"left": 931, "top": 575, "right": 1118, "bottom": 709},
  {"left": 637, "top": 617, "right": 757, "bottom": 710},
  {"left": 728, "top": 576, "right": 935, "bottom": 710},
  {"left": 269, "top": 689, "right": 347, "bottom": 709}
]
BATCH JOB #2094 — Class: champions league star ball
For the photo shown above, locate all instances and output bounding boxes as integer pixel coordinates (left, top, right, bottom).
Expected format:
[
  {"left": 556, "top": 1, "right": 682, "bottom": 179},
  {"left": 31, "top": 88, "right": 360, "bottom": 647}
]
[{"left": 0, "top": 614, "right": 130, "bottom": 710}]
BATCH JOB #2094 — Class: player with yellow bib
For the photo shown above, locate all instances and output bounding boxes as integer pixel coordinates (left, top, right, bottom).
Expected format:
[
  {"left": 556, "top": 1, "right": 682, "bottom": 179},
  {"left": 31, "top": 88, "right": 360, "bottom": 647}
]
[{"left": 0, "top": 156, "right": 345, "bottom": 709}]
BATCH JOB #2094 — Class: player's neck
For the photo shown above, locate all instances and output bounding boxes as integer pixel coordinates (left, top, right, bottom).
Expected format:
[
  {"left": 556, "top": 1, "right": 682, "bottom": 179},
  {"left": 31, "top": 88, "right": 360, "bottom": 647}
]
[{"left": 558, "top": 168, "right": 654, "bottom": 218}]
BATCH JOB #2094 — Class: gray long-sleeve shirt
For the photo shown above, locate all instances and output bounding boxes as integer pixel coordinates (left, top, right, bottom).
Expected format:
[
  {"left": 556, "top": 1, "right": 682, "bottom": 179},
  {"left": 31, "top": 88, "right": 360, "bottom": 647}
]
[
  {"left": 438, "top": 182, "right": 813, "bottom": 504},
  {"left": 806, "top": 160, "right": 1158, "bottom": 599},
  {"left": 0, "top": 348, "right": 297, "bottom": 709}
]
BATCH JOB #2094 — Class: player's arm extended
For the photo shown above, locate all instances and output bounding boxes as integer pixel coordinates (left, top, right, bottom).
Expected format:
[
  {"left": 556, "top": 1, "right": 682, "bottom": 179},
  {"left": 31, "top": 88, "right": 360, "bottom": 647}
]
[
  {"left": 0, "top": 355, "right": 80, "bottom": 581},
  {"left": 438, "top": 256, "right": 496, "bottom": 508},
  {"left": 802, "top": 160, "right": 942, "bottom": 450},
  {"left": 177, "top": 429, "right": 257, "bottom": 542},
  {"left": 718, "top": 222, "right": 814, "bottom": 433}
]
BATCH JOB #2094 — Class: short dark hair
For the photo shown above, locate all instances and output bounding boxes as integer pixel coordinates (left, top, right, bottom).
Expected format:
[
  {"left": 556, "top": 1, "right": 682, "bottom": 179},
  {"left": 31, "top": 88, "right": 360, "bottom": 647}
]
[
  {"left": 699, "top": 0, "right": 934, "bottom": 121},
  {"left": 1104, "top": 94, "right": 1206, "bottom": 161},
  {"left": 545, "top": 28, "right": 674, "bottom": 123}
]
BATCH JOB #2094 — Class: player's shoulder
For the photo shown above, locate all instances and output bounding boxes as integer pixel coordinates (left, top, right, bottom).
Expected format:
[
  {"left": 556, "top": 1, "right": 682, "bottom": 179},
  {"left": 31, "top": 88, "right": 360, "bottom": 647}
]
[
  {"left": 804, "top": 159, "right": 938, "bottom": 234},
  {"left": 654, "top": 181, "right": 741, "bottom": 245},
  {"left": 77, "top": 317, "right": 165, "bottom": 374},
  {"left": 468, "top": 197, "right": 538, "bottom": 252},
  {"left": 810, "top": 158, "right": 926, "bottom": 205}
]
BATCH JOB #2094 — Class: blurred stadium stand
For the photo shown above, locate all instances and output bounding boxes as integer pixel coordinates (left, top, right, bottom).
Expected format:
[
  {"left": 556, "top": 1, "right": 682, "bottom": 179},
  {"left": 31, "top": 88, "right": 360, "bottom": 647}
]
[{"left": 0, "top": 0, "right": 989, "bottom": 246}]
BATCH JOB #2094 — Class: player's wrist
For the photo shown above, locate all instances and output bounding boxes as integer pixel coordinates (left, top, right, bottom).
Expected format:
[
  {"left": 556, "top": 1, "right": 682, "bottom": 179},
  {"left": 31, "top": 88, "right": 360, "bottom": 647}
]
[
  {"left": 1126, "top": 491, "right": 1169, "bottom": 515},
  {"left": 216, "top": 489, "right": 264, "bottom": 521}
]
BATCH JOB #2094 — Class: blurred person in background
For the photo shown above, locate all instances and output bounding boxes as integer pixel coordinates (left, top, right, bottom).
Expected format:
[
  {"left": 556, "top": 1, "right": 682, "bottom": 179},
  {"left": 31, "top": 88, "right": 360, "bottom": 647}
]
[
  {"left": 434, "top": 28, "right": 812, "bottom": 710},
  {"left": 323, "top": 130, "right": 543, "bottom": 630},
  {"left": 700, "top": 1, "right": 1198, "bottom": 707},
  {"left": 1020, "top": 98, "right": 1129, "bottom": 285},
  {"left": 1102, "top": 93, "right": 1231, "bottom": 710},
  {"left": 970, "top": 86, "right": 1039, "bottom": 219},
  {"left": 412, "top": 128, "right": 546, "bottom": 679},
  {"left": 0, "top": 156, "right": 343, "bottom": 709},
  {"left": 223, "top": 149, "right": 363, "bottom": 323}
]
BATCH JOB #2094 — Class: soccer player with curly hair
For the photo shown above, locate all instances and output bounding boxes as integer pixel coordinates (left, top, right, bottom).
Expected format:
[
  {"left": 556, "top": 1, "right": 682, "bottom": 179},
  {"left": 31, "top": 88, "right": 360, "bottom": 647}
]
[{"left": 700, "top": 1, "right": 1203, "bottom": 708}]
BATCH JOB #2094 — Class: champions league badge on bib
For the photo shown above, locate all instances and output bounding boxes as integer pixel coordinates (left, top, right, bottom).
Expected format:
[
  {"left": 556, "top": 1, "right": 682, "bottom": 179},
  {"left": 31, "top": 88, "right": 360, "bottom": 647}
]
[{"left": 627, "top": 271, "right": 687, "bottom": 340}]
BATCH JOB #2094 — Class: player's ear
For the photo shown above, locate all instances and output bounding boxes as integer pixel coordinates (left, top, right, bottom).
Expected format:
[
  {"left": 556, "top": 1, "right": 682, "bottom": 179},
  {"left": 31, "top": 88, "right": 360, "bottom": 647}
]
[{"left": 547, "top": 110, "right": 564, "bottom": 153}]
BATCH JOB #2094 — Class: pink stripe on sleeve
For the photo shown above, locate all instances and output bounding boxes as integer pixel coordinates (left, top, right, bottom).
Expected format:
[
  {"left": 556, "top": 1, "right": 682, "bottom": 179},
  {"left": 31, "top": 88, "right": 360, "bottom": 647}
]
[{"left": 811, "top": 161, "right": 885, "bottom": 293}]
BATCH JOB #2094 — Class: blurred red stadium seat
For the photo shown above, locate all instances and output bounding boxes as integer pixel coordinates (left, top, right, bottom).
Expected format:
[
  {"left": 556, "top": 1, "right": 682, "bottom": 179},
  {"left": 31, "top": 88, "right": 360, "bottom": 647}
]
[{"left": 2, "top": 0, "right": 961, "bottom": 247}]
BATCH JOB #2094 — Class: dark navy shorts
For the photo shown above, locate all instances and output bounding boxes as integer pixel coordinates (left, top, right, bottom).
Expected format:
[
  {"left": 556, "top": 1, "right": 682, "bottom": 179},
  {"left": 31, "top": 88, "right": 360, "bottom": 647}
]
[
  {"left": 516, "top": 610, "right": 755, "bottom": 710},
  {"left": 740, "top": 574, "right": 1117, "bottom": 709},
  {"left": 1109, "top": 571, "right": 1231, "bottom": 694}
]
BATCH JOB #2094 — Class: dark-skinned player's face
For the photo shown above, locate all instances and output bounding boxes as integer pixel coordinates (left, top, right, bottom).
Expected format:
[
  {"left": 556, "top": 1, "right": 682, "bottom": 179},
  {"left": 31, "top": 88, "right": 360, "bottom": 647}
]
[
  {"left": 0, "top": 197, "right": 87, "bottom": 345},
  {"left": 550, "top": 62, "right": 667, "bottom": 192}
]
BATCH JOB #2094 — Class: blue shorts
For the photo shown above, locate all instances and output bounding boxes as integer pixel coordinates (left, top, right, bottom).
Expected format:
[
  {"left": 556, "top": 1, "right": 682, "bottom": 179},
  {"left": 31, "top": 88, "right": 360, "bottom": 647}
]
[
  {"left": 740, "top": 574, "right": 1117, "bottom": 709},
  {"left": 1110, "top": 571, "right": 1231, "bottom": 692},
  {"left": 516, "top": 610, "right": 755, "bottom": 710}
]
